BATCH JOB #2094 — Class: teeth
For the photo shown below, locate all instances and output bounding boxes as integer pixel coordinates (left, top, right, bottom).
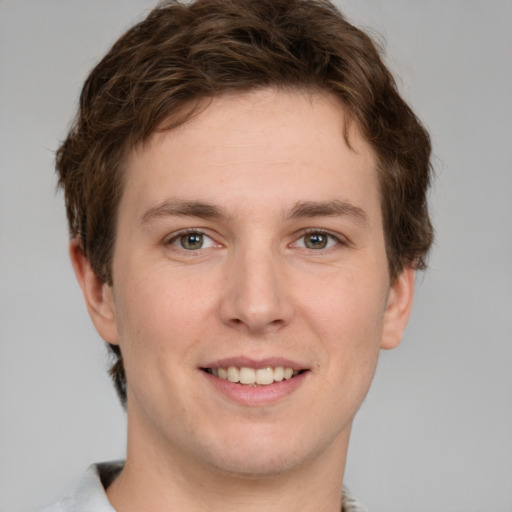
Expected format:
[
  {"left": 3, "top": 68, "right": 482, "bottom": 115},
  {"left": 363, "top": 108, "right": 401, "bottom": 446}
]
[
  {"left": 239, "top": 367, "right": 256, "bottom": 384},
  {"left": 227, "top": 366, "right": 239, "bottom": 383},
  {"left": 273, "top": 366, "right": 284, "bottom": 382},
  {"left": 255, "top": 367, "right": 274, "bottom": 385},
  {"left": 212, "top": 365, "right": 300, "bottom": 386}
]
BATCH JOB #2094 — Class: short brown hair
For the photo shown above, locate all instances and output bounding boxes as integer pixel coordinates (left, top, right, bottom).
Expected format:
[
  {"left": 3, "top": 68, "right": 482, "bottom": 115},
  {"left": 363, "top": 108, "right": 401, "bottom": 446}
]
[{"left": 56, "top": 0, "right": 433, "bottom": 405}]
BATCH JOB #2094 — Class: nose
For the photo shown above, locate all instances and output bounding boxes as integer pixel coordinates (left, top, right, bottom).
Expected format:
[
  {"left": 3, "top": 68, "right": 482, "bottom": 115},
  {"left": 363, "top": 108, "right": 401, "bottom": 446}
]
[{"left": 219, "top": 245, "right": 294, "bottom": 334}]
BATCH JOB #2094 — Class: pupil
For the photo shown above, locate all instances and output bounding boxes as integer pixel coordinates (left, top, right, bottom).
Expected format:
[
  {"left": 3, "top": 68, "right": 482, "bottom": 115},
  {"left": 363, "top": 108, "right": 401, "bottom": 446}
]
[
  {"left": 306, "top": 233, "right": 327, "bottom": 249},
  {"left": 181, "top": 233, "right": 203, "bottom": 250}
]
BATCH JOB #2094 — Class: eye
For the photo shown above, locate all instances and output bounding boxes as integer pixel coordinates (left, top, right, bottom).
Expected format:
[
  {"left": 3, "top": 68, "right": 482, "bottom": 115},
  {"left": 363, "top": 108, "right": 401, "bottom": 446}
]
[
  {"left": 168, "top": 231, "right": 217, "bottom": 250},
  {"left": 294, "top": 231, "right": 340, "bottom": 250}
]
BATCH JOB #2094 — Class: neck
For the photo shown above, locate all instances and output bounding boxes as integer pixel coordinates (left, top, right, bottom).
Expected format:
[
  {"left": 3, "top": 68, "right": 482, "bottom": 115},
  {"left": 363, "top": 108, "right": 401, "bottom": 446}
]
[{"left": 107, "top": 420, "right": 350, "bottom": 512}]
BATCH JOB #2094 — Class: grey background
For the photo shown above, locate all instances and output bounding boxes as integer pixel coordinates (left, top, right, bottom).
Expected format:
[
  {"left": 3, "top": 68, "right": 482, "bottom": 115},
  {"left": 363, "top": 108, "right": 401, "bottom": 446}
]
[{"left": 1, "top": 1, "right": 511, "bottom": 511}]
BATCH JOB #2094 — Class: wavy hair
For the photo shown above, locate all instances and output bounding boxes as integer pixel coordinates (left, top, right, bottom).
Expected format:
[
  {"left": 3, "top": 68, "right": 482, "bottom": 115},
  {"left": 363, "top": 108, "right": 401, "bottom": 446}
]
[{"left": 56, "top": 0, "right": 433, "bottom": 405}]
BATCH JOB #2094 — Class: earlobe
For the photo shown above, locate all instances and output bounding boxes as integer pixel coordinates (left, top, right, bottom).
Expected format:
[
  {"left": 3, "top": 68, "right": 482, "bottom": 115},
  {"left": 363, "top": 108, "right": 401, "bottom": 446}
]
[
  {"left": 380, "top": 267, "right": 415, "bottom": 350},
  {"left": 69, "top": 239, "right": 119, "bottom": 345}
]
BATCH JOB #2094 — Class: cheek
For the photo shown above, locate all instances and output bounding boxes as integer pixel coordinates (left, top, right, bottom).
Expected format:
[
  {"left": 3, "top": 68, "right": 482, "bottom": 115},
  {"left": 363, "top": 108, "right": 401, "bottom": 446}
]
[
  {"left": 111, "top": 272, "right": 210, "bottom": 407},
  {"left": 112, "top": 260, "right": 220, "bottom": 360},
  {"left": 302, "top": 271, "right": 387, "bottom": 386},
  {"left": 303, "top": 269, "right": 387, "bottom": 341}
]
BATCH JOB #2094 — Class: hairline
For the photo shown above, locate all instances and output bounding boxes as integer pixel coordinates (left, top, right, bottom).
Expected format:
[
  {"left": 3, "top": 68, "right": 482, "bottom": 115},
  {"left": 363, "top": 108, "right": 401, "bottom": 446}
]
[{"left": 101, "top": 85, "right": 388, "bottom": 285}]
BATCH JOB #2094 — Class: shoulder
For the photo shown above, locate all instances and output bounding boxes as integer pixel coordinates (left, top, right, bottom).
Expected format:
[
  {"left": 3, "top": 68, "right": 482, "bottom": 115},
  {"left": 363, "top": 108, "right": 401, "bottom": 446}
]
[
  {"left": 38, "top": 461, "right": 123, "bottom": 512},
  {"left": 342, "top": 486, "right": 369, "bottom": 512}
]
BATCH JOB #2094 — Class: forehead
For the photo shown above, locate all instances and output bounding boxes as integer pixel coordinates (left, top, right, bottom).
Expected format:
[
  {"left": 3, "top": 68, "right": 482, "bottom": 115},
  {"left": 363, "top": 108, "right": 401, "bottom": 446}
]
[{"left": 121, "top": 89, "right": 379, "bottom": 223}]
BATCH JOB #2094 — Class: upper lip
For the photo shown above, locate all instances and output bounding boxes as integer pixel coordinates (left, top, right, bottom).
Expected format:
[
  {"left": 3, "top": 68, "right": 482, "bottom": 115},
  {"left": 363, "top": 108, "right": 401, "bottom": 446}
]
[{"left": 202, "top": 356, "right": 308, "bottom": 371}]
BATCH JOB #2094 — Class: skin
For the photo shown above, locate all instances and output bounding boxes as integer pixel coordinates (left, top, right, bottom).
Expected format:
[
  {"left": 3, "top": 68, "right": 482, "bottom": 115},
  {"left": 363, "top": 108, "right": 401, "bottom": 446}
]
[{"left": 71, "top": 89, "right": 415, "bottom": 512}]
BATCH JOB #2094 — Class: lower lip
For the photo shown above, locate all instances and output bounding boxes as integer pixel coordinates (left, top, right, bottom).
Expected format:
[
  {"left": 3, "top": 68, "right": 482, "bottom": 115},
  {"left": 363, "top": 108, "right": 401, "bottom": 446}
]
[{"left": 201, "top": 370, "right": 308, "bottom": 406}]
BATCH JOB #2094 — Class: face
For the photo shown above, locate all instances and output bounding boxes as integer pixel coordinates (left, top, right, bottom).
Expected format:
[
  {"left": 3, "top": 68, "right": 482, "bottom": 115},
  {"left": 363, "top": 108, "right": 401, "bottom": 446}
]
[{"left": 76, "top": 89, "right": 414, "bottom": 478}]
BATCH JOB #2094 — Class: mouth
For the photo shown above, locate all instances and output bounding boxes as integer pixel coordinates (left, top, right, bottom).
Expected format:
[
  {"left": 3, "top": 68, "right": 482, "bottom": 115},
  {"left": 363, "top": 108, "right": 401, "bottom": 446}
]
[{"left": 201, "top": 366, "right": 306, "bottom": 386}]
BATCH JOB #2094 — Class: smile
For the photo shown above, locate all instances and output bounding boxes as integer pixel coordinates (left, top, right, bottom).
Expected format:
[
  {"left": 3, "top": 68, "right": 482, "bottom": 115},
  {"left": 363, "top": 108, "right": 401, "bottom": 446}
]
[{"left": 204, "top": 366, "right": 302, "bottom": 386}]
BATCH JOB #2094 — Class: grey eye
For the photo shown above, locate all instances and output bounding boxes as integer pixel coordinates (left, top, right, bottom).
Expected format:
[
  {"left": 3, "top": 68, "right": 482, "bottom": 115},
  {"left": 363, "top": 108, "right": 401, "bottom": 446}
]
[
  {"left": 303, "top": 232, "right": 329, "bottom": 249},
  {"left": 179, "top": 233, "right": 205, "bottom": 250},
  {"left": 293, "top": 231, "right": 340, "bottom": 250},
  {"left": 167, "top": 230, "right": 217, "bottom": 251}
]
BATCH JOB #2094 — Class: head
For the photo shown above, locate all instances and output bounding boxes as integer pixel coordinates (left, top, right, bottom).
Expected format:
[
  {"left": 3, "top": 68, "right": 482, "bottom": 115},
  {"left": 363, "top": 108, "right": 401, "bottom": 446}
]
[{"left": 57, "top": 0, "right": 433, "bottom": 407}]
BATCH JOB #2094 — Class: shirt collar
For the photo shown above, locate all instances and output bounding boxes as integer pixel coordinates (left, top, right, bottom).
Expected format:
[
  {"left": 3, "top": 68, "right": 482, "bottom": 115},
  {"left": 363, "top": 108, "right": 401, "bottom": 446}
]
[{"left": 42, "top": 461, "right": 367, "bottom": 512}]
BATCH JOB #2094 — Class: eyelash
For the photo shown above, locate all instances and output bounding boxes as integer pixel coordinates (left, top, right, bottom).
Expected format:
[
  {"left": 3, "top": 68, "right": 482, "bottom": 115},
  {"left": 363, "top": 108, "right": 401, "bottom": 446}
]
[
  {"left": 165, "top": 228, "right": 346, "bottom": 252},
  {"left": 293, "top": 228, "right": 345, "bottom": 250},
  {"left": 165, "top": 229, "right": 214, "bottom": 250}
]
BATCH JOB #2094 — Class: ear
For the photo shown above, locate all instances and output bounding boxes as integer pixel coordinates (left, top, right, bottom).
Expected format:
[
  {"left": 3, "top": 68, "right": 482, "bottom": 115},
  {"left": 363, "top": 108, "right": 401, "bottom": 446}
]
[
  {"left": 380, "top": 266, "right": 415, "bottom": 350},
  {"left": 69, "top": 239, "right": 119, "bottom": 345}
]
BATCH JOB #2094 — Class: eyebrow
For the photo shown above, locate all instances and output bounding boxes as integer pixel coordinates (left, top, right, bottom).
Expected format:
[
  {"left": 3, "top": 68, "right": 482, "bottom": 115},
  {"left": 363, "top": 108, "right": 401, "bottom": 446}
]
[
  {"left": 140, "top": 198, "right": 369, "bottom": 227},
  {"left": 287, "top": 200, "right": 370, "bottom": 227},
  {"left": 140, "top": 200, "right": 226, "bottom": 225}
]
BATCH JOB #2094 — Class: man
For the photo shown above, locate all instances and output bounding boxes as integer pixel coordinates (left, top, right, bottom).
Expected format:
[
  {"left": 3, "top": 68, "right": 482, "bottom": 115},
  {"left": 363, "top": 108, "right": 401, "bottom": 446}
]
[{"left": 43, "top": 0, "right": 432, "bottom": 510}]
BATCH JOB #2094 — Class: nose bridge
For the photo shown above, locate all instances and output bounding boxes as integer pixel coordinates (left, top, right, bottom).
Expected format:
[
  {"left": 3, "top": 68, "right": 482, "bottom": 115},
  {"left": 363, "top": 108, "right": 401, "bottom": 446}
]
[{"left": 221, "top": 235, "right": 292, "bottom": 333}]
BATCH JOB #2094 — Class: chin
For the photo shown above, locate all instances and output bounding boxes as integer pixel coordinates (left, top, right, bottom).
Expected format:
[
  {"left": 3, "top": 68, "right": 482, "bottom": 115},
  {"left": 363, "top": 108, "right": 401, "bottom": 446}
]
[
  {"left": 205, "top": 447, "right": 306, "bottom": 479},
  {"left": 195, "top": 423, "right": 345, "bottom": 480}
]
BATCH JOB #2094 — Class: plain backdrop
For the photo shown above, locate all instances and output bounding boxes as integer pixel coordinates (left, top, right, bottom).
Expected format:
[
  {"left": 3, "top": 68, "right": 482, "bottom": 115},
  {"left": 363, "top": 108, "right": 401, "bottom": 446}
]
[{"left": 1, "top": 1, "right": 511, "bottom": 511}]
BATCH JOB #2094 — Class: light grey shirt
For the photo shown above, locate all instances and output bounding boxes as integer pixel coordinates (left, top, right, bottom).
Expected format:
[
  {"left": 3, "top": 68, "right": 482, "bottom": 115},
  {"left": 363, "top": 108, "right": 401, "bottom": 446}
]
[{"left": 40, "top": 461, "right": 368, "bottom": 512}]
